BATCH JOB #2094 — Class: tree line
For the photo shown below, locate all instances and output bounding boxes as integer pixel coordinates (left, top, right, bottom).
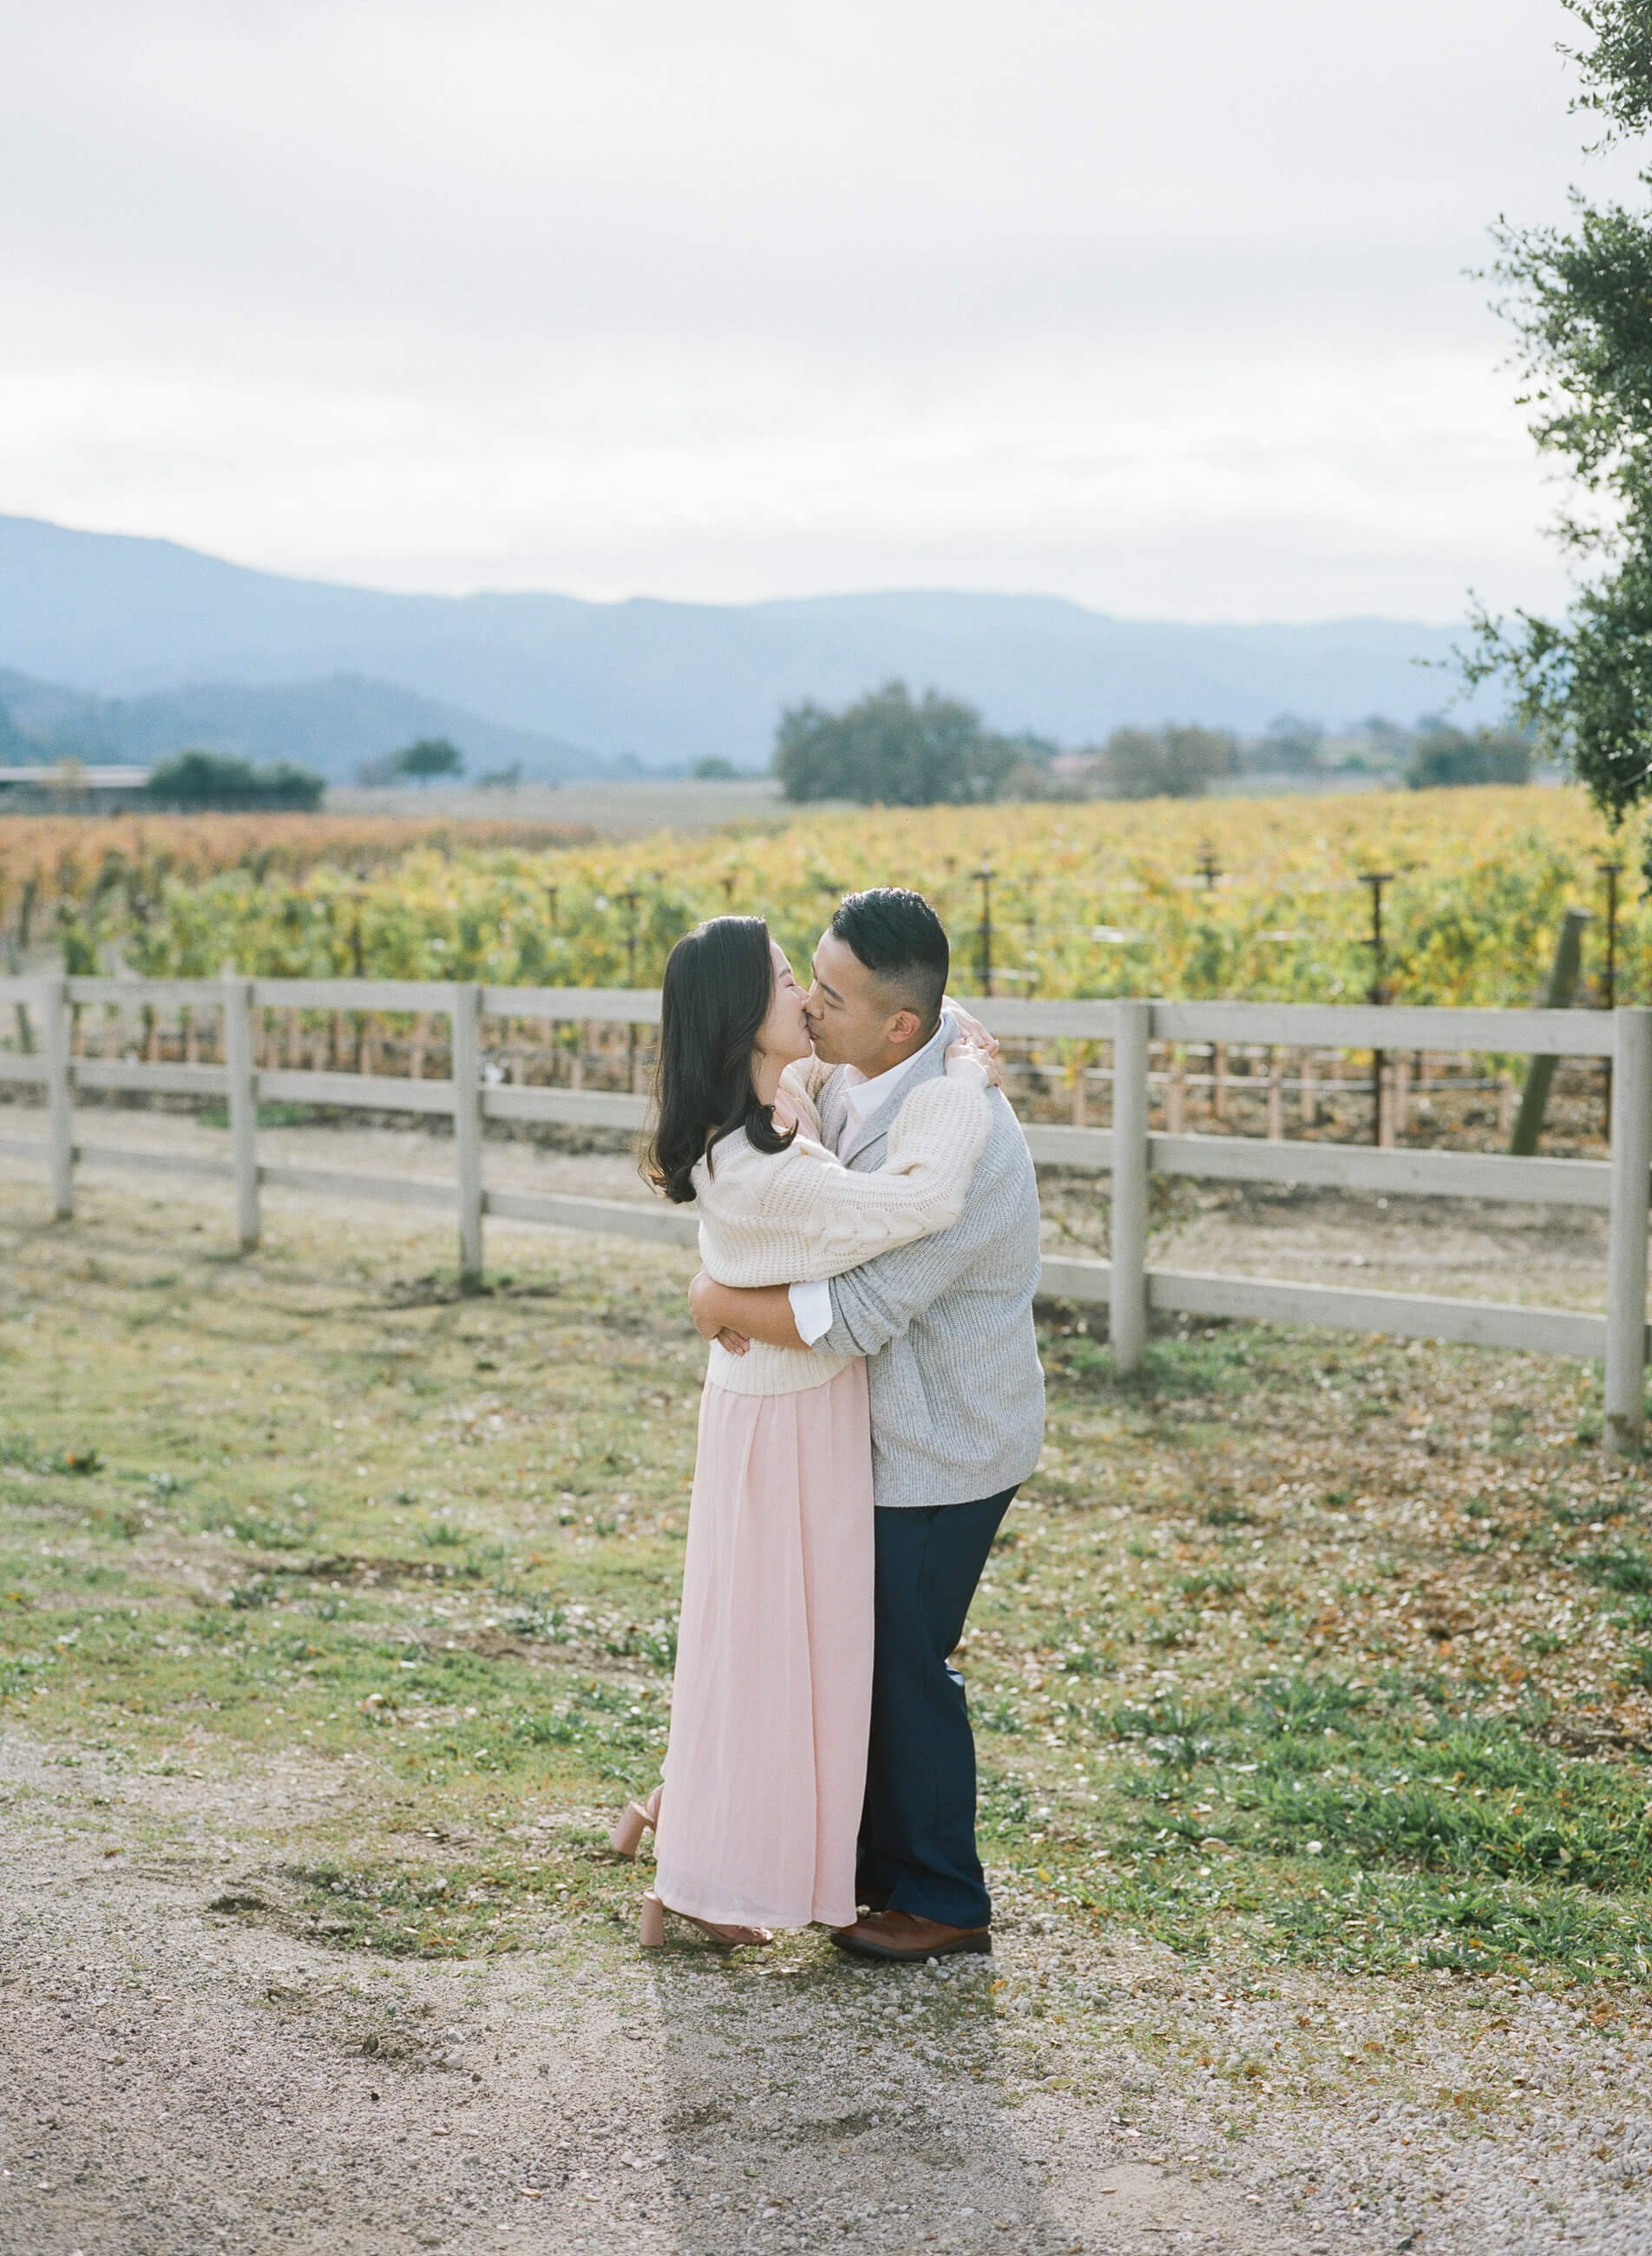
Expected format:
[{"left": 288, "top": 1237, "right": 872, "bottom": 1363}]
[
  {"left": 146, "top": 736, "right": 475, "bottom": 808},
  {"left": 769, "top": 680, "right": 1534, "bottom": 805},
  {"left": 20, "top": 735, "right": 475, "bottom": 810}
]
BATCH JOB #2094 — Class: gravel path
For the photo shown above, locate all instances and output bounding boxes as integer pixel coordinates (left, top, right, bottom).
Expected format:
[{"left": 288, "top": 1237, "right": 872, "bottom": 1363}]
[{"left": 4, "top": 1734, "right": 1652, "bottom": 2256}]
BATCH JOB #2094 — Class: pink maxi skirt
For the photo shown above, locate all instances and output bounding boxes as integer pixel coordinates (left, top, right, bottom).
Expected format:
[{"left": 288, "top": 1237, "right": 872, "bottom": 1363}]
[{"left": 652, "top": 1359, "right": 875, "bottom": 1930}]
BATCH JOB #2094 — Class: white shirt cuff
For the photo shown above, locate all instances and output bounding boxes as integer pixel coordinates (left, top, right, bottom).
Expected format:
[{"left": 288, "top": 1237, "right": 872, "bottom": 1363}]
[{"left": 788, "top": 1277, "right": 835, "bottom": 1346}]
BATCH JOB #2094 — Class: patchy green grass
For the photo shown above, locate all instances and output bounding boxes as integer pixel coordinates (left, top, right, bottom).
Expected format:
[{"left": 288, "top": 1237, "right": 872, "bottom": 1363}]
[
  {"left": 3, "top": 1171, "right": 1652, "bottom": 1988},
  {"left": 1011, "top": 1673, "right": 1652, "bottom": 1981}
]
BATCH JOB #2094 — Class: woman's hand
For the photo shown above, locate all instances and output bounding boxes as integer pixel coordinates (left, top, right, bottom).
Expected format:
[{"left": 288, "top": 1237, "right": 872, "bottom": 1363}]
[
  {"left": 689, "top": 1269, "right": 751, "bottom": 1353},
  {"left": 688, "top": 1269, "right": 722, "bottom": 1339},
  {"left": 946, "top": 1033, "right": 1005, "bottom": 1090},
  {"left": 942, "top": 994, "right": 1000, "bottom": 1058}
]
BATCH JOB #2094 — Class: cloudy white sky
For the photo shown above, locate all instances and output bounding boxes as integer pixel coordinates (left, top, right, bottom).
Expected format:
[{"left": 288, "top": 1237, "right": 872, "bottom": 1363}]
[{"left": 2, "top": 0, "right": 1643, "bottom": 617}]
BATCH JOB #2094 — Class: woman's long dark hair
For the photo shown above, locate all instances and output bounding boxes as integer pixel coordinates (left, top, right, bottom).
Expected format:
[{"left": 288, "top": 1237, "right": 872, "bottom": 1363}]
[{"left": 641, "top": 915, "right": 797, "bottom": 1204}]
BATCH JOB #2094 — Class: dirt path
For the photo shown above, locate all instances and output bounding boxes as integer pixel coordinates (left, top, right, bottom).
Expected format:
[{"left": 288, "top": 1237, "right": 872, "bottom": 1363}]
[
  {"left": 1, "top": 1735, "right": 1286, "bottom": 2256},
  {"left": 5, "top": 1733, "right": 1652, "bottom": 2256}
]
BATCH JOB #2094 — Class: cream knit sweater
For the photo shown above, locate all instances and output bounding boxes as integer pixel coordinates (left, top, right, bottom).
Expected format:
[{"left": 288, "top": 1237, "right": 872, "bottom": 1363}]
[{"left": 692, "top": 1053, "right": 992, "bottom": 1397}]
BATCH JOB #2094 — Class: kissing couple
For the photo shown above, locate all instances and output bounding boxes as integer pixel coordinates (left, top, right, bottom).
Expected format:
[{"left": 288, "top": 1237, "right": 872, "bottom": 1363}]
[{"left": 611, "top": 886, "right": 1045, "bottom": 1963}]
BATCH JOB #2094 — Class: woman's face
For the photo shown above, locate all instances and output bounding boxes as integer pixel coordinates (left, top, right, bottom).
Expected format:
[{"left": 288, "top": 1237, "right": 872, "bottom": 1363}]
[{"left": 756, "top": 939, "right": 811, "bottom": 1068}]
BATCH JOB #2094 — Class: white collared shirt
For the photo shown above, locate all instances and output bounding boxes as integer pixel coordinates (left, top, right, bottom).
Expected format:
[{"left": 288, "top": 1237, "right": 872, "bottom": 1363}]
[
  {"left": 837, "top": 1045, "right": 925, "bottom": 1130},
  {"left": 787, "top": 1043, "right": 929, "bottom": 1345}
]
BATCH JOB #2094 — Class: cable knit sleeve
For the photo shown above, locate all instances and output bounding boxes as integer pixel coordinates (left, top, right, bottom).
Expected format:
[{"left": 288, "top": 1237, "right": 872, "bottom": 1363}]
[
  {"left": 776, "top": 1057, "right": 827, "bottom": 1139},
  {"left": 696, "top": 1066, "right": 993, "bottom": 1287},
  {"left": 784, "top": 1053, "right": 836, "bottom": 1106}
]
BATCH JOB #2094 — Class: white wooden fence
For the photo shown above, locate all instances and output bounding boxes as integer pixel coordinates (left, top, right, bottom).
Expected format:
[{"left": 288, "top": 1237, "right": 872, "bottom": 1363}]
[{"left": 2, "top": 974, "right": 1648, "bottom": 1453}]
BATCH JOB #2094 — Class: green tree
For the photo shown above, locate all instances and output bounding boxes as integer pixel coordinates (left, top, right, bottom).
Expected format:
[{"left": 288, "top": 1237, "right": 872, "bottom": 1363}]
[
  {"left": 1459, "top": 5, "right": 1652, "bottom": 828},
  {"left": 771, "top": 681, "right": 1019, "bottom": 805},
  {"left": 692, "top": 754, "right": 739, "bottom": 779},
  {"left": 1163, "top": 724, "right": 1236, "bottom": 794},
  {"left": 1406, "top": 725, "right": 1534, "bottom": 790},
  {"left": 143, "top": 751, "right": 324, "bottom": 810},
  {"left": 1100, "top": 728, "right": 1166, "bottom": 798},
  {"left": 1349, "top": 714, "right": 1413, "bottom": 775},
  {"left": 395, "top": 736, "right": 465, "bottom": 788},
  {"left": 1568, "top": 0, "right": 1652, "bottom": 134},
  {"left": 1100, "top": 723, "right": 1235, "bottom": 799},
  {"left": 1250, "top": 713, "right": 1324, "bottom": 776}
]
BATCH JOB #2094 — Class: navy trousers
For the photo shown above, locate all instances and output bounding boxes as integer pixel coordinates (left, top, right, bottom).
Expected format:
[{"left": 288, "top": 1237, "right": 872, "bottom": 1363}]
[{"left": 856, "top": 1485, "right": 1018, "bottom": 1930}]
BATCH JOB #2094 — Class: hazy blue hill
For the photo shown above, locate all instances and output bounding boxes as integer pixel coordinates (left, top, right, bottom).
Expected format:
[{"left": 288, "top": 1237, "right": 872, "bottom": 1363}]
[
  {"left": 0, "top": 513, "right": 1494, "bottom": 769},
  {"left": 0, "top": 664, "right": 597, "bottom": 782},
  {"left": 0, "top": 516, "right": 451, "bottom": 685}
]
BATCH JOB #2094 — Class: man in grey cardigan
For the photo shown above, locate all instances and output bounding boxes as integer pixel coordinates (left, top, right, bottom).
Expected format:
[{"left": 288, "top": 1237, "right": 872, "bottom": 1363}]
[{"left": 688, "top": 889, "right": 1045, "bottom": 1961}]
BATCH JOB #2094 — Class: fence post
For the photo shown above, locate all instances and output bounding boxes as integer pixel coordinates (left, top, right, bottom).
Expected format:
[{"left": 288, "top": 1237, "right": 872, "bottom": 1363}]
[
  {"left": 43, "top": 975, "right": 74, "bottom": 1220},
  {"left": 450, "top": 982, "right": 484, "bottom": 1285},
  {"left": 1605, "top": 1006, "right": 1652, "bottom": 1455},
  {"left": 1110, "top": 999, "right": 1150, "bottom": 1375},
  {"left": 221, "top": 969, "right": 260, "bottom": 1252}
]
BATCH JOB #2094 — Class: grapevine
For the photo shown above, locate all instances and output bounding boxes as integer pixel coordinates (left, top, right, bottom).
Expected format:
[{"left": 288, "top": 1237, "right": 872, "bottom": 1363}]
[{"left": 0, "top": 788, "right": 1637, "bottom": 1013}]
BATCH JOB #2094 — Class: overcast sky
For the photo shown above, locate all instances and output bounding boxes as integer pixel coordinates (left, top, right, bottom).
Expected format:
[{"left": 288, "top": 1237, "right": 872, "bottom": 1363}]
[{"left": 3, "top": 0, "right": 1643, "bottom": 618}]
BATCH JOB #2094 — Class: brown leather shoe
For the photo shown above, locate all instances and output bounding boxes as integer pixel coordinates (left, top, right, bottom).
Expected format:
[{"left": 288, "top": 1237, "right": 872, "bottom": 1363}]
[{"left": 829, "top": 1910, "right": 992, "bottom": 1962}]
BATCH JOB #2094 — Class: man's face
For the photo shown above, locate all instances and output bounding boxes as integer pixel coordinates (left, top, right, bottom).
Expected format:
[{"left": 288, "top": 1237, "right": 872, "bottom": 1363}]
[{"left": 803, "top": 928, "right": 921, "bottom": 1072}]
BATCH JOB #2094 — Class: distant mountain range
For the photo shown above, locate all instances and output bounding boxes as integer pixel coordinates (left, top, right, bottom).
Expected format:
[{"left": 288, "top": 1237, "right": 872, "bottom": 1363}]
[
  {"left": 0, "top": 513, "right": 1498, "bottom": 776},
  {"left": 0, "top": 666, "right": 596, "bottom": 784}
]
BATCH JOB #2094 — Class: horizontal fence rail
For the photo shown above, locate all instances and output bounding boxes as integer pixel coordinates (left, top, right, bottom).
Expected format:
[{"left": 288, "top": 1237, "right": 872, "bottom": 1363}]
[{"left": 2, "top": 974, "right": 1647, "bottom": 1453}]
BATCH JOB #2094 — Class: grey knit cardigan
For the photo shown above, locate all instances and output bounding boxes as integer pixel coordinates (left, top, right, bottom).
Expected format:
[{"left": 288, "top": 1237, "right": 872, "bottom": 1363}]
[{"left": 815, "top": 1013, "right": 1046, "bottom": 1508}]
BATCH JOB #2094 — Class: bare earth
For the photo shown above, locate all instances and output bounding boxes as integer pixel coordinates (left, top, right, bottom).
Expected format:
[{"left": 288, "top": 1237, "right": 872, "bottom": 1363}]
[
  {"left": 324, "top": 777, "right": 798, "bottom": 835},
  {"left": 7, "top": 1724, "right": 1652, "bottom": 2256}
]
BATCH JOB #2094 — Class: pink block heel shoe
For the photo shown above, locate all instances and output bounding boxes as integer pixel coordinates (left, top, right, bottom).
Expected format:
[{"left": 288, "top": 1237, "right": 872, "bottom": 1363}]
[
  {"left": 609, "top": 1784, "right": 663, "bottom": 1859},
  {"left": 638, "top": 1890, "right": 772, "bottom": 1952}
]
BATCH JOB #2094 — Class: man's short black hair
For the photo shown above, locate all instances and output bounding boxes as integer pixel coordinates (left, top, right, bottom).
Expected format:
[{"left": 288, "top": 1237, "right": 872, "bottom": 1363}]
[{"left": 829, "top": 888, "right": 949, "bottom": 1027}]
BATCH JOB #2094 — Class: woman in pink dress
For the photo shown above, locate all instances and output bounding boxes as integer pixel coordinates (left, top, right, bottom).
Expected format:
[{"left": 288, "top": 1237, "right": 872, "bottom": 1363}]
[{"left": 610, "top": 915, "right": 998, "bottom": 1948}]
